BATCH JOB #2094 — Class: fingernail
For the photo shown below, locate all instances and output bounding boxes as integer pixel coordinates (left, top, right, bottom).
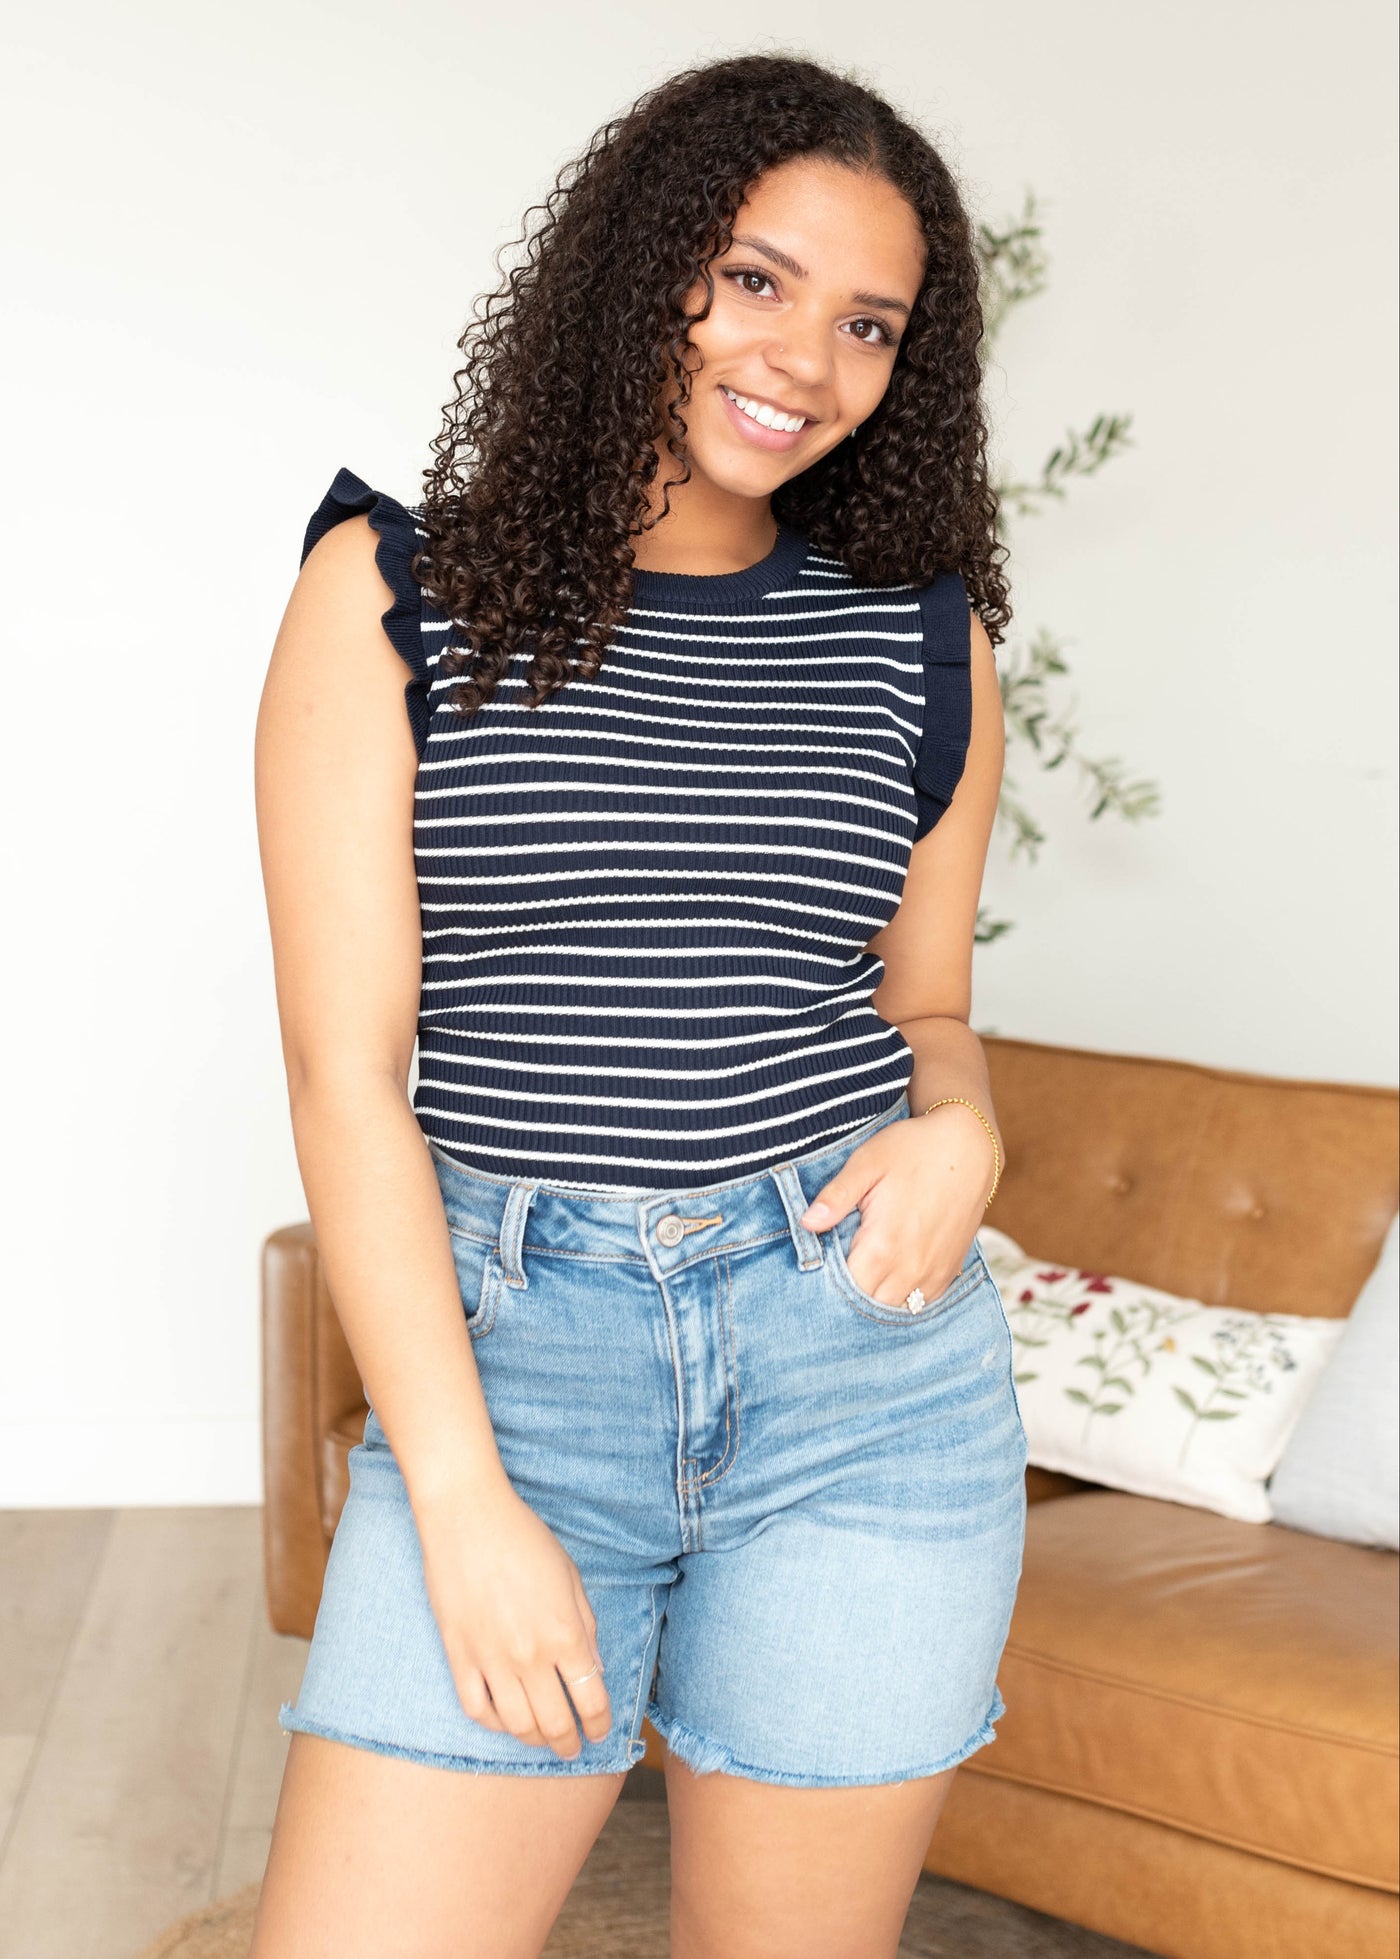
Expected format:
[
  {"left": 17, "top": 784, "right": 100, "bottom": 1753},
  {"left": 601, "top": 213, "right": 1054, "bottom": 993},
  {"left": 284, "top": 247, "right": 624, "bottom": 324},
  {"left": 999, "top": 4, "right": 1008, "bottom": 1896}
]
[{"left": 803, "top": 1201, "right": 831, "bottom": 1225}]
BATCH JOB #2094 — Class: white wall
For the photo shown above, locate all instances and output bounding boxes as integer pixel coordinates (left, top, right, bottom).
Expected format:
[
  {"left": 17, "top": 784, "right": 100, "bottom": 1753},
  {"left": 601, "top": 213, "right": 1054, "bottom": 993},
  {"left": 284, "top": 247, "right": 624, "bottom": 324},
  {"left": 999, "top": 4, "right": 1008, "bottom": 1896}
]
[{"left": 4, "top": 0, "right": 1395, "bottom": 1504}]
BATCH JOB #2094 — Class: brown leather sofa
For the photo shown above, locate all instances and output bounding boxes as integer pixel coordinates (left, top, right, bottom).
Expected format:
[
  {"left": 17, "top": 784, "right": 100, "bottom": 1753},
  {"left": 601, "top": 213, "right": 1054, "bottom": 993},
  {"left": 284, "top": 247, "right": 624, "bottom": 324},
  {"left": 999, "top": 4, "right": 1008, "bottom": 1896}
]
[{"left": 262, "top": 1035, "right": 1400, "bottom": 1959}]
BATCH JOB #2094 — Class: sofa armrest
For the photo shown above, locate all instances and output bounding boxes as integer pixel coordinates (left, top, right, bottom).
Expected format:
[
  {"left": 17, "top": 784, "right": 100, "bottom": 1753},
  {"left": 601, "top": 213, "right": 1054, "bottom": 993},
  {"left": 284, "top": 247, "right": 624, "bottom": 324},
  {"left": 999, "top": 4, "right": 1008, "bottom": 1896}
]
[{"left": 260, "top": 1224, "right": 366, "bottom": 1639}]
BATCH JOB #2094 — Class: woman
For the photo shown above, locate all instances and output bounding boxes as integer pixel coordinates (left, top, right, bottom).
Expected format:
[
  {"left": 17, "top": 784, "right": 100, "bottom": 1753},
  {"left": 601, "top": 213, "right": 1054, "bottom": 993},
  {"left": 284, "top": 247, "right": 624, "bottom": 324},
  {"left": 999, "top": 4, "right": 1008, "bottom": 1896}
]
[{"left": 252, "top": 50, "right": 1025, "bottom": 1959}]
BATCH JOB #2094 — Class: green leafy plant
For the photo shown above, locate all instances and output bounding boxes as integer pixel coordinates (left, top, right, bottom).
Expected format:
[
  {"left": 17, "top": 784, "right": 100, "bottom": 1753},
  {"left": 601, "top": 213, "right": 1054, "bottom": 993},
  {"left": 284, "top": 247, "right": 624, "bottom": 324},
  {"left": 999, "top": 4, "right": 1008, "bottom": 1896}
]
[{"left": 975, "top": 189, "right": 1161, "bottom": 946}]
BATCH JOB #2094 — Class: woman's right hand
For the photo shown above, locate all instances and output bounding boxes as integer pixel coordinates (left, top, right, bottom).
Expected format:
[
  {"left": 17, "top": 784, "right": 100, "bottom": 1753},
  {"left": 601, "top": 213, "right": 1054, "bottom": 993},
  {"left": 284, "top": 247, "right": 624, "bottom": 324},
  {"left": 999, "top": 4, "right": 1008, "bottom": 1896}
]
[{"left": 415, "top": 1475, "right": 613, "bottom": 1759}]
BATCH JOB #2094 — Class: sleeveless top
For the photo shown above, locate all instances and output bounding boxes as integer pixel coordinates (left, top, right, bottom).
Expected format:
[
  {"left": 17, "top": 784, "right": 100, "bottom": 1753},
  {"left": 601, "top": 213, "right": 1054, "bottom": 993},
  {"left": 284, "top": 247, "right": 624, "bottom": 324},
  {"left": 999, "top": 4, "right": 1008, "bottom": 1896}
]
[{"left": 301, "top": 467, "right": 974, "bottom": 1193}]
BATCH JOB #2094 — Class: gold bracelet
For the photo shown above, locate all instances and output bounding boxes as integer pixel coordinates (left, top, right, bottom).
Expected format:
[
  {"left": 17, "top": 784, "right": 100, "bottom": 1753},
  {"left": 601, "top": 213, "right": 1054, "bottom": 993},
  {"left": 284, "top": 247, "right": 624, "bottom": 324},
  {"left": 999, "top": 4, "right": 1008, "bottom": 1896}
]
[{"left": 919, "top": 1096, "right": 1003, "bottom": 1209}]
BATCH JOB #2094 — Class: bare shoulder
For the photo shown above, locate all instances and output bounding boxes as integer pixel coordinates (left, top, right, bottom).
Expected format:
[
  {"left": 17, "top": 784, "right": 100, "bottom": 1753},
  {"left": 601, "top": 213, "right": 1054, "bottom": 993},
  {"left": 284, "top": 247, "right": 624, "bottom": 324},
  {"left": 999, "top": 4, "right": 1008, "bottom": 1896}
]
[
  {"left": 276, "top": 513, "right": 398, "bottom": 667},
  {"left": 256, "top": 506, "right": 423, "bottom": 807},
  {"left": 259, "top": 511, "right": 409, "bottom": 729},
  {"left": 959, "top": 607, "right": 1005, "bottom": 795}
]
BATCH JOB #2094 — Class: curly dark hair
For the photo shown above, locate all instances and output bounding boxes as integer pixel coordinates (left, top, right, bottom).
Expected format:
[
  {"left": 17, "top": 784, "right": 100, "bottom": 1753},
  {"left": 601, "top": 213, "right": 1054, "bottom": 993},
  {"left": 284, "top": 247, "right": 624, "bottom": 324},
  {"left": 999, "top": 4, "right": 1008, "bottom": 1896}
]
[{"left": 412, "top": 50, "right": 1011, "bottom": 718}]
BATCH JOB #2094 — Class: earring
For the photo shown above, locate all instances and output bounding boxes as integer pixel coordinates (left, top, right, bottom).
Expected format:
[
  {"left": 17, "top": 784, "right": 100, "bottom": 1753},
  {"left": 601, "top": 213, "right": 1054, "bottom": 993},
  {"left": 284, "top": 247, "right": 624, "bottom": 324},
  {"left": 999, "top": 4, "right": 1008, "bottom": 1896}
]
[{"left": 850, "top": 423, "right": 861, "bottom": 439}]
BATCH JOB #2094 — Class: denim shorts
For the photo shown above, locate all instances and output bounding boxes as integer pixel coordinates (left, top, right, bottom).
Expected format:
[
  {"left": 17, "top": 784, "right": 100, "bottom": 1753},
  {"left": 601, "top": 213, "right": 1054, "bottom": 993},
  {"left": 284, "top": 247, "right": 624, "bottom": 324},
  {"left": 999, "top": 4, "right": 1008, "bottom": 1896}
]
[{"left": 278, "top": 1092, "right": 1029, "bottom": 1788}]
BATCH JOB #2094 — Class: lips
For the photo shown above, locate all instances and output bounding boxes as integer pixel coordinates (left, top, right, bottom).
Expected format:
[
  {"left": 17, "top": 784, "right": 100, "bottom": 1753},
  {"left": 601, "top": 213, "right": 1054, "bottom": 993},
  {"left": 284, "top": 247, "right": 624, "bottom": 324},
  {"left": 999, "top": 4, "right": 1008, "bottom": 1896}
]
[
  {"left": 717, "top": 383, "right": 811, "bottom": 452},
  {"left": 724, "top": 385, "right": 810, "bottom": 426}
]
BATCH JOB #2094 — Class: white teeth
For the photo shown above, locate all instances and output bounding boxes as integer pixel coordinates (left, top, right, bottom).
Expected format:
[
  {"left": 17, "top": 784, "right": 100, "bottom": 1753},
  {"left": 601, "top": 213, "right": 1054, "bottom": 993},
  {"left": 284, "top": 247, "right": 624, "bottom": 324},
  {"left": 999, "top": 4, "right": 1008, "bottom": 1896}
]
[{"left": 723, "top": 385, "right": 806, "bottom": 433}]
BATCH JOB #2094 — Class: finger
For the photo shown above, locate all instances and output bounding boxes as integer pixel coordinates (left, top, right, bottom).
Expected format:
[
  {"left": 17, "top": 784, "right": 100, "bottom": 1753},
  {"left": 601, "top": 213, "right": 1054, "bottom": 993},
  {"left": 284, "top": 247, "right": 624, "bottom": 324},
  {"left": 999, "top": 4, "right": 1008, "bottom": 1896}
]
[
  {"left": 558, "top": 1640, "right": 612, "bottom": 1743},
  {"left": 520, "top": 1665, "right": 587, "bottom": 1759},
  {"left": 798, "top": 1177, "right": 842, "bottom": 1229},
  {"left": 451, "top": 1662, "right": 506, "bottom": 1732},
  {"left": 482, "top": 1669, "right": 549, "bottom": 1749},
  {"left": 799, "top": 1151, "right": 882, "bottom": 1232},
  {"left": 840, "top": 1212, "right": 888, "bottom": 1282},
  {"left": 850, "top": 1242, "right": 901, "bottom": 1303}
]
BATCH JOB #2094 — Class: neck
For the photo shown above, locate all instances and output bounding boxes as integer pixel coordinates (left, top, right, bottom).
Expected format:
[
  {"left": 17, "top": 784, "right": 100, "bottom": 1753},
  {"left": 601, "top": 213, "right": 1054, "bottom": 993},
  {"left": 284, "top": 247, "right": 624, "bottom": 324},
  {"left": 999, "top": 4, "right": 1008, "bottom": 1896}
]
[{"left": 629, "top": 471, "right": 778, "bottom": 577}]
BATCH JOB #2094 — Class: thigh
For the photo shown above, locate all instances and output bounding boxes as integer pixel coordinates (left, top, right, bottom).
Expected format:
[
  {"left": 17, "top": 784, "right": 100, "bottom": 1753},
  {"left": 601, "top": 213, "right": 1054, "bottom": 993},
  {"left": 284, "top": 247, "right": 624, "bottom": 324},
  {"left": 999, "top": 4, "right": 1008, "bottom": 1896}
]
[
  {"left": 665, "top": 1755, "right": 959, "bottom": 1959},
  {"left": 250, "top": 1731, "right": 625, "bottom": 1958}
]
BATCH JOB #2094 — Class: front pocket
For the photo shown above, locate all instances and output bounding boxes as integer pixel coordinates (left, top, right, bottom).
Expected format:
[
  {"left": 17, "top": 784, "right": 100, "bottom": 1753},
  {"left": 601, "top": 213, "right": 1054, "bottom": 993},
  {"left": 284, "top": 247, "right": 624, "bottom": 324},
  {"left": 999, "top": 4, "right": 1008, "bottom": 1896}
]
[
  {"left": 982, "top": 1262, "right": 1029, "bottom": 1440},
  {"left": 448, "top": 1226, "right": 505, "bottom": 1339},
  {"left": 825, "top": 1209, "right": 985, "bottom": 1328}
]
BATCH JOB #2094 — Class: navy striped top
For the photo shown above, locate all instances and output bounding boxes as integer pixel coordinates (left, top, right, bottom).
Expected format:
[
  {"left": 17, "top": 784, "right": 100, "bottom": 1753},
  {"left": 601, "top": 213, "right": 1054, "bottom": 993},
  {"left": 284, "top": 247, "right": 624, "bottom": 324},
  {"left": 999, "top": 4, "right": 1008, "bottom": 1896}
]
[{"left": 301, "top": 468, "right": 974, "bottom": 1192}]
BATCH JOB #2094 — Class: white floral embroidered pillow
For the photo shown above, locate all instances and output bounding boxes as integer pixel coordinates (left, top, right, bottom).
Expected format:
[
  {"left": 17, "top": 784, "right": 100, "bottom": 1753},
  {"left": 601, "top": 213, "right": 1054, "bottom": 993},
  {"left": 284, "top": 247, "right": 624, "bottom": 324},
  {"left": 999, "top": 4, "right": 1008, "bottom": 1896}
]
[{"left": 978, "top": 1224, "right": 1347, "bottom": 1524}]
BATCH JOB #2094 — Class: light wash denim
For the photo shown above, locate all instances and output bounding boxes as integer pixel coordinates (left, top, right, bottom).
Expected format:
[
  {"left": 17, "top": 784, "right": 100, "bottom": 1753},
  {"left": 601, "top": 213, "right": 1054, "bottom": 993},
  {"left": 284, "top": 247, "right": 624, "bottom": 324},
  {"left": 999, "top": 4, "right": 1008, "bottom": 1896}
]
[{"left": 279, "top": 1092, "right": 1029, "bottom": 1786}]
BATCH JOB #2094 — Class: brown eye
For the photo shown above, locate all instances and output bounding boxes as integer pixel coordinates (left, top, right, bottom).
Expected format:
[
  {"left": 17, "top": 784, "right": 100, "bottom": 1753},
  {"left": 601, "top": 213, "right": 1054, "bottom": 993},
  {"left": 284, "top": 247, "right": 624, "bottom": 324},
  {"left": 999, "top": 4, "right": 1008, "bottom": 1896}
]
[{"left": 721, "top": 267, "right": 777, "bottom": 300}]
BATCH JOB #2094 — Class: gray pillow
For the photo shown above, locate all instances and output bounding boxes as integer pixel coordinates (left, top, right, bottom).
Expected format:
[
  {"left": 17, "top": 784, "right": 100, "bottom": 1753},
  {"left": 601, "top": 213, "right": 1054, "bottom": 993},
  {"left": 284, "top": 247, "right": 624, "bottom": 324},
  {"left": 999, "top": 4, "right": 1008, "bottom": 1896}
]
[{"left": 1267, "top": 1212, "right": 1399, "bottom": 1550}]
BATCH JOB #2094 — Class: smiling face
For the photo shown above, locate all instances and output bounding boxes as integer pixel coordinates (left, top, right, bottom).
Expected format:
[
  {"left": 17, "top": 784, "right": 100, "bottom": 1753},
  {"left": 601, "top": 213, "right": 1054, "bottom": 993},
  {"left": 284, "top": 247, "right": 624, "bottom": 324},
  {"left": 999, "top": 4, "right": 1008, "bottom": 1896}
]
[{"left": 664, "top": 155, "right": 927, "bottom": 498}]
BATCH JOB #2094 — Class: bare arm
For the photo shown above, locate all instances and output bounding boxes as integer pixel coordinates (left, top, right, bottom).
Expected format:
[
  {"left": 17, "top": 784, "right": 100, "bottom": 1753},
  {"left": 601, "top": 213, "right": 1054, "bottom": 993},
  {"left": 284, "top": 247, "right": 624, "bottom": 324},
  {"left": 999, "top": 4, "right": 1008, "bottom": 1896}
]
[
  {"left": 254, "top": 516, "right": 609, "bottom": 1755},
  {"left": 255, "top": 513, "right": 505, "bottom": 1514},
  {"left": 868, "top": 608, "right": 1007, "bottom": 1180},
  {"left": 798, "top": 611, "right": 1007, "bottom": 1302}
]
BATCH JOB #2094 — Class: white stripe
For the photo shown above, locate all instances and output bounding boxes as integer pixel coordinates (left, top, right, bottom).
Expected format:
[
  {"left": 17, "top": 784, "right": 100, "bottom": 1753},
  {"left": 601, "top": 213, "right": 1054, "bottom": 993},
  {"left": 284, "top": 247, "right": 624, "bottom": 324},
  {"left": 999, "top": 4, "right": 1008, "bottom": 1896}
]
[
  {"left": 424, "top": 699, "right": 921, "bottom": 759},
  {"left": 420, "top": 986, "right": 878, "bottom": 1016},
  {"left": 425, "top": 682, "right": 923, "bottom": 738},
  {"left": 419, "top": 973, "right": 880, "bottom": 999},
  {"left": 412, "top": 788, "right": 908, "bottom": 823},
  {"left": 418, "top": 734, "right": 910, "bottom": 767},
  {"left": 421, "top": 938, "right": 870, "bottom": 969},
  {"left": 622, "top": 601, "right": 918, "bottom": 626},
  {"left": 413, "top": 756, "right": 908, "bottom": 797},
  {"left": 417, "top": 1050, "right": 900, "bottom": 1110},
  {"left": 418, "top": 1007, "right": 883, "bottom": 1054},
  {"left": 417, "top": 1080, "right": 898, "bottom": 1149},
  {"left": 416, "top": 1027, "right": 897, "bottom": 1077},
  {"left": 423, "top": 917, "right": 880, "bottom": 949}
]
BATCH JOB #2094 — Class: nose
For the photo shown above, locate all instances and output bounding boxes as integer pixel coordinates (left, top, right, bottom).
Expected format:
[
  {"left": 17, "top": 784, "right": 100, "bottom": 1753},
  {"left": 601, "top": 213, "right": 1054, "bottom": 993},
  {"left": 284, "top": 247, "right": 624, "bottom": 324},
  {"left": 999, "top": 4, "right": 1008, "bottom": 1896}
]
[{"left": 766, "top": 321, "right": 832, "bottom": 392}]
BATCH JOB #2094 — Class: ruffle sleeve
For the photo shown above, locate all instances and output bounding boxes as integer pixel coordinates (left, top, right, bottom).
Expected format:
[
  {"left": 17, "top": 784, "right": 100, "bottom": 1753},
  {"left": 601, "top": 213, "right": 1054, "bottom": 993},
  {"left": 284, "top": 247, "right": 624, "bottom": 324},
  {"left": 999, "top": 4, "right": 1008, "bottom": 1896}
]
[
  {"left": 300, "top": 466, "right": 435, "bottom": 761},
  {"left": 911, "top": 570, "right": 974, "bottom": 841}
]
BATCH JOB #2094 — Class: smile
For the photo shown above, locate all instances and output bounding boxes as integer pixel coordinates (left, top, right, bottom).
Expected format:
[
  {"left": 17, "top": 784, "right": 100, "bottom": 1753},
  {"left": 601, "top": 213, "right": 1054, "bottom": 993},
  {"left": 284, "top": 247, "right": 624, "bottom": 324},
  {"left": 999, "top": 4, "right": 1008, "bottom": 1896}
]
[
  {"left": 718, "top": 384, "right": 811, "bottom": 451},
  {"left": 721, "top": 385, "right": 809, "bottom": 432}
]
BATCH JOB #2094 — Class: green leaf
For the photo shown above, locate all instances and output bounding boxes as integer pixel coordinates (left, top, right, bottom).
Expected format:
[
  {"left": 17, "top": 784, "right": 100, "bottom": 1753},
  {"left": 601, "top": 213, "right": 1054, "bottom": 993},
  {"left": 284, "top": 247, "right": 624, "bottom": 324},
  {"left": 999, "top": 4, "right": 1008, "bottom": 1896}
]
[
  {"left": 1190, "top": 1356, "right": 1221, "bottom": 1378},
  {"left": 1201, "top": 1409, "right": 1240, "bottom": 1421},
  {"left": 1064, "top": 1388, "right": 1093, "bottom": 1405},
  {"left": 1172, "top": 1386, "right": 1201, "bottom": 1414},
  {"left": 1098, "top": 1403, "right": 1126, "bottom": 1414}
]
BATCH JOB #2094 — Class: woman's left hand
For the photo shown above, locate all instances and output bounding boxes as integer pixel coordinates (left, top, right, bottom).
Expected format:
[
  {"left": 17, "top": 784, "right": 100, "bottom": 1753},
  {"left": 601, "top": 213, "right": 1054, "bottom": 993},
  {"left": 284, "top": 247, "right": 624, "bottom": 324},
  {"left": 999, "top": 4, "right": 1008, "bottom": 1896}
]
[{"left": 799, "top": 1104, "right": 998, "bottom": 1308}]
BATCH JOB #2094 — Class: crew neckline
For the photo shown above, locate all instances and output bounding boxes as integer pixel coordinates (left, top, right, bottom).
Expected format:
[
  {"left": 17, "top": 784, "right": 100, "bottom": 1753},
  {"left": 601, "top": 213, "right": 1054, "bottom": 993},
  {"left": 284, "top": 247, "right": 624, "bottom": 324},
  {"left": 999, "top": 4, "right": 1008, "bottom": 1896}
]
[{"left": 628, "top": 519, "right": 810, "bottom": 610}]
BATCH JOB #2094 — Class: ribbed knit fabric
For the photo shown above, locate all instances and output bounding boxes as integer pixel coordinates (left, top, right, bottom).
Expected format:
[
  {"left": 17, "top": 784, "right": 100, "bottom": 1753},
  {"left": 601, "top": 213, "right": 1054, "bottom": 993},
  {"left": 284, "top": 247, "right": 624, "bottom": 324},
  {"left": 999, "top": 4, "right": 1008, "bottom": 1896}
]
[{"left": 301, "top": 468, "right": 975, "bottom": 1192}]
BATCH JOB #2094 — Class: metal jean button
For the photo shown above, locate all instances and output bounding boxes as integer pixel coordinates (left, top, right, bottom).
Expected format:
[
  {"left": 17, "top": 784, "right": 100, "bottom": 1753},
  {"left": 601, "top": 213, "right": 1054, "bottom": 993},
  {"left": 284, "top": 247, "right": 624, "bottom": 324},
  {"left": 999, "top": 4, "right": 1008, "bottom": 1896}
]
[{"left": 655, "top": 1214, "right": 686, "bottom": 1247}]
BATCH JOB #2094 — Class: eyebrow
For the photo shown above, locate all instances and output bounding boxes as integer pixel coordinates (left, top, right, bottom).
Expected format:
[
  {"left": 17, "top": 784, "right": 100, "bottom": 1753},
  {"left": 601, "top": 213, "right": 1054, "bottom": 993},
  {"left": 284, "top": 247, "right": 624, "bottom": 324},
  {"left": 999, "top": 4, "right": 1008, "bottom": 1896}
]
[{"left": 727, "top": 232, "right": 914, "bottom": 319}]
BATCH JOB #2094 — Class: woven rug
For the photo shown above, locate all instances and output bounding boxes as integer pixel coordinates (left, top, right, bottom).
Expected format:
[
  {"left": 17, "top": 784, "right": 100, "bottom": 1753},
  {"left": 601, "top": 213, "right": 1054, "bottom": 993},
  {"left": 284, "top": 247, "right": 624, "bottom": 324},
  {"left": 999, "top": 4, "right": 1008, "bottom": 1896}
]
[{"left": 133, "top": 1774, "right": 1146, "bottom": 1957}]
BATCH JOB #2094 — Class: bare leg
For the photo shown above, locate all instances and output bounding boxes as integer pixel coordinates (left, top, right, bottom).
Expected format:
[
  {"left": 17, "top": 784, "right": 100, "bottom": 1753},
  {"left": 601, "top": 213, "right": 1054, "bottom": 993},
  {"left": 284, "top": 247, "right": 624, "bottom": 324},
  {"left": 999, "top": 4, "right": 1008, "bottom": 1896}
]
[
  {"left": 249, "top": 1732, "right": 627, "bottom": 1958},
  {"left": 666, "top": 1752, "right": 960, "bottom": 1959}
]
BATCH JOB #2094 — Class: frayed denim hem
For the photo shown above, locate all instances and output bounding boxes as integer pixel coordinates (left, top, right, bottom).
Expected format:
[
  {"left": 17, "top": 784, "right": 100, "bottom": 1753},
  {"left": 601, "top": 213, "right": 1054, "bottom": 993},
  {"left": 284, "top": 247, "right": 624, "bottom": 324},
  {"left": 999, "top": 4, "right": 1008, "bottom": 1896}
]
[
  {"left": 277, "top": 1701, "right": 647, "bottom": 1777},
  {"left": 643, "top": 1683, "right": 1007, "bottom": 1788}
]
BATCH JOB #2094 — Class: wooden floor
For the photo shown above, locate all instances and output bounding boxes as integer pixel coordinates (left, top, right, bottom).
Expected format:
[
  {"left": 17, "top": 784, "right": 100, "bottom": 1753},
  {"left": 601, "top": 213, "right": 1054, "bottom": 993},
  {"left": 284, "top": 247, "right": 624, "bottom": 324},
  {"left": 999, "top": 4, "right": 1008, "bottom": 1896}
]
[{"left": 0, "top": 1506, "right": 1152, "bottom": 1958}]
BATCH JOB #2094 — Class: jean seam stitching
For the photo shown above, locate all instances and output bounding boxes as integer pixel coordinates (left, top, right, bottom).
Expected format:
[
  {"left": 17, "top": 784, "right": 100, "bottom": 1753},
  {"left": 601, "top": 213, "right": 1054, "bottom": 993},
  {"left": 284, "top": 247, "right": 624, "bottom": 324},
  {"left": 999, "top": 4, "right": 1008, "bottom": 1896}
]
[{"left": 695, "top": 1251, "right": 742, "bottom": 1487}]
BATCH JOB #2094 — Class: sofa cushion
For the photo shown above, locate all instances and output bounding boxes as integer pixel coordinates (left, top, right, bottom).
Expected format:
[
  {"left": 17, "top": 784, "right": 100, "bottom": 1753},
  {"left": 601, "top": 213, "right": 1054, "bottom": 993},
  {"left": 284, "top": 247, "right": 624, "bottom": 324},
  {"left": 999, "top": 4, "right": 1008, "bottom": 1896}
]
[
  {"left": 978, "top": 1223, "right": 1347, "bottom": 1523},
  {"left": 1268, "top": 1212, "right": 1400, "bottom": 1550},
  {"left": 987, "top": 1491, "right": 1398, "bottom": 1891}
]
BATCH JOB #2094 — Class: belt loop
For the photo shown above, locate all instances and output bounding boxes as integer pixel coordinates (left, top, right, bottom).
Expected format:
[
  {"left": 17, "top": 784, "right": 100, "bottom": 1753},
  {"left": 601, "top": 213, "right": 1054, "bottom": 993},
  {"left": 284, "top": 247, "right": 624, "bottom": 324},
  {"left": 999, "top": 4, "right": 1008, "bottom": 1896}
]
[
  {"left": 497, "top": 1181, "right": 537, "bottom": 1289},
  {"left": 771, "top": 1162, "right": 824, "bottom": 1271}
]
